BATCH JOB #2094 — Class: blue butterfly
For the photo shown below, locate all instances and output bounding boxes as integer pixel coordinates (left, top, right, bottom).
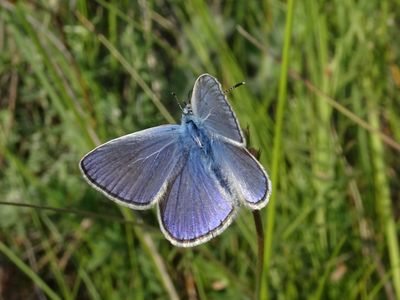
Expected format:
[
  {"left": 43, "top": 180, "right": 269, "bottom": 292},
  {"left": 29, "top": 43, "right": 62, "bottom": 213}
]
[{"left": 80, "top": 74, "right": 271, "bottom": 247}]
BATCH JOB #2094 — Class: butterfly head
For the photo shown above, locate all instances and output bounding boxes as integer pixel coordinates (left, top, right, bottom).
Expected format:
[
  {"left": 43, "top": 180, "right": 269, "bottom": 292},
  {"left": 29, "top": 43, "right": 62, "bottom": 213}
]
[{"left": 183, "top": 103, "right": 193, "bottom": 115}]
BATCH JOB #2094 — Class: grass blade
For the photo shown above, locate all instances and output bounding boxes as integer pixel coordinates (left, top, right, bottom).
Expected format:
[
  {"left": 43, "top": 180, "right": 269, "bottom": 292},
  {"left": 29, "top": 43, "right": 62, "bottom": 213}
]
[{"left": 261, "top": 0, "right": 295, "bottom": 299}]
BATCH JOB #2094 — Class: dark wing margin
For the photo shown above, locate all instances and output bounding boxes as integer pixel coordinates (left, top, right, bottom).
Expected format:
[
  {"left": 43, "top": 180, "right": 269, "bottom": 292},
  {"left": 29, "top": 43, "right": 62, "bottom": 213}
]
[{"left": 79, "top": 125, "right": 182, "bottom": 209}]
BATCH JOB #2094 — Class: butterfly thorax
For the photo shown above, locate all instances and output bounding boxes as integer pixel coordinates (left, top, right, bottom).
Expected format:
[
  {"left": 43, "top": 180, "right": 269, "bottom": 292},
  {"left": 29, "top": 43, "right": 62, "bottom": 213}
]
[
  {"left": 181, "top": 110, "right": 212, "bottom": 155},
  {"left": 182, "top": 103, "right": 193, "bottom": 116}
]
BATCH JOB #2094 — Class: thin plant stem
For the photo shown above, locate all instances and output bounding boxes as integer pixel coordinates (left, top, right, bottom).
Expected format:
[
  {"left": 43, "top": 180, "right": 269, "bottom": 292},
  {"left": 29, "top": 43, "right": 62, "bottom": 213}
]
[
  {"left": 261, "top": 0, "right": 295, "bottom": 299},
  {"left": 253, "top": 210, "right": 264, "bottom": 300},
  {"left": 0, "top": 201, "right": 154, "bottom": 229},
  {"left": 368, "top": 104, "right": 400, "bottom": 299}
]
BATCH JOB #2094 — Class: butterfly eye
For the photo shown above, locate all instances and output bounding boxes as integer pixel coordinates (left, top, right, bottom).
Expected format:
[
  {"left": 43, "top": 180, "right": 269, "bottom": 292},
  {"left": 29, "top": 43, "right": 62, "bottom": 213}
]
[{"left": 183, "top": 103, "right": 193, "bottom": 115}]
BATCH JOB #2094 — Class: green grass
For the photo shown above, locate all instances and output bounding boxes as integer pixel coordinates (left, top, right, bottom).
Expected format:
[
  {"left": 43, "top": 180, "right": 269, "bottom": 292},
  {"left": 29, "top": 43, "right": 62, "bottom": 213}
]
[{"left": 1, "top": 0, "right": 400, "bottom": 299}]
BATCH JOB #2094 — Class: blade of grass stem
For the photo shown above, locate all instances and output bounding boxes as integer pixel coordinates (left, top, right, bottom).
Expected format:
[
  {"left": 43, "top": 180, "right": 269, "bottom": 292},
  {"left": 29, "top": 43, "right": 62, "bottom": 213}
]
[
  {"left": 368, "top": 104, "right": 400, "bottom": 299},
  {"left": 253, "top": 210, "right": 264, "bottom": 300},
  {"left": 261, "top": 1, "right": 295, "bottom": 299}
]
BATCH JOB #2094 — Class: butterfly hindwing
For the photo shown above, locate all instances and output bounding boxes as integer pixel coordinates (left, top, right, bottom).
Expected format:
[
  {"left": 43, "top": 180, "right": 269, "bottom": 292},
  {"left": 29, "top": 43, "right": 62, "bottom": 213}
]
[
  {"left": 158, "top": 145, "right": 236, "bottom": 247},
  {"left": 213, "top": 137, "right": 271, "bottom": 210}
]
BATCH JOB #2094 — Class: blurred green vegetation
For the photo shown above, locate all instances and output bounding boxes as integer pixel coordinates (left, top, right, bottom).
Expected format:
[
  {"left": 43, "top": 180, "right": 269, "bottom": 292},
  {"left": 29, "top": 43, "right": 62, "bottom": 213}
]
[{"left": 0, "top": 0, "right": 400, "bottom": 299}]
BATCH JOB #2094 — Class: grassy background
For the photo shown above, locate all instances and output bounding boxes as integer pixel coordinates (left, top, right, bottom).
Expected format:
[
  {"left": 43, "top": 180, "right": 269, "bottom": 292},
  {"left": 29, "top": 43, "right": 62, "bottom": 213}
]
[{"left": 1, "top": 0, "right": 400, "bottom": 299}]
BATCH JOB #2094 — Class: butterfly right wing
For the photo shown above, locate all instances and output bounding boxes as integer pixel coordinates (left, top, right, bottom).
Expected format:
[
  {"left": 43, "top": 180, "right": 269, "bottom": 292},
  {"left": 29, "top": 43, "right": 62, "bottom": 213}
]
[
  {"left": 191, "top": 74, "right": 245, "bottom": 144},
  {"left": 79, "top": 125, "right": 183, "bottom": 209}
]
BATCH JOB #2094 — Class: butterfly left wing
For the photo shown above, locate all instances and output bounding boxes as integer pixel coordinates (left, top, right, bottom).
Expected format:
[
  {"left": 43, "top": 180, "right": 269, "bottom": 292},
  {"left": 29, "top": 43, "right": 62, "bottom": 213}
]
[
  {"left": 80, "top": 125, "right": 183, "bottom": 209},
  {"left": 158, "top": 146, "right": 236, "bottom": 247}
]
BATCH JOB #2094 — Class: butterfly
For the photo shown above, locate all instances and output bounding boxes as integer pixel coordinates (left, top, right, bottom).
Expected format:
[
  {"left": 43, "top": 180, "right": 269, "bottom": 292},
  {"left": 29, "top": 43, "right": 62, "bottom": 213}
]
[{"left": 79, "top": 74, "right": 271, "bottom": 247}]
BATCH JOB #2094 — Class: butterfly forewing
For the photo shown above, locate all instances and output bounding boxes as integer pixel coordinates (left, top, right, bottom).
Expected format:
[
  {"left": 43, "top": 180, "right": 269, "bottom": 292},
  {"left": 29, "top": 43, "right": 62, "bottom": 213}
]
[
  {"left": 80, "top": 125, "right": 182, "bottom": 208},
  {"left": 191, "top": 74, "right": 245, "bottom": 144}
]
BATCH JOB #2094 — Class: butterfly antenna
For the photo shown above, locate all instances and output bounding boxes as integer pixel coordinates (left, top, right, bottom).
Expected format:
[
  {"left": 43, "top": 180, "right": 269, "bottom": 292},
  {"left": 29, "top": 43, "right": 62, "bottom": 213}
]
[
  {"left": 172, "top": 92, "right": 184, "bottom": 111},
  {"left": 224, "top": 81, "right": 246, "bottom": 94}
]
